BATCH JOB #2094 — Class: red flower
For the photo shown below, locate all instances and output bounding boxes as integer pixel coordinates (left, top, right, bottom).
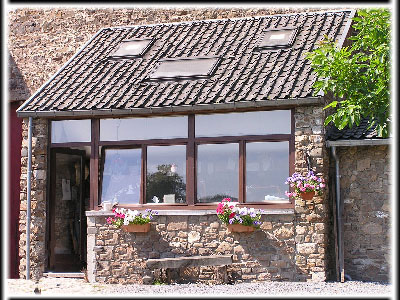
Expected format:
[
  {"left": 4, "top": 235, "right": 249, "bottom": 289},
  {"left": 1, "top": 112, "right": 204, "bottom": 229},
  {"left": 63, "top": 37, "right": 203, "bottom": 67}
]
[{"left": 229, "top": 212, "right": 235, "bottom": 219}]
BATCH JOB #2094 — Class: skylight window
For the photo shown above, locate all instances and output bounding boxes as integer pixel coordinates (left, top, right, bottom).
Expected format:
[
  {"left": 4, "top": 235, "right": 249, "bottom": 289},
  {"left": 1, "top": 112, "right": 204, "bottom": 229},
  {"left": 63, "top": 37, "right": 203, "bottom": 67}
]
[
  {"left": 258, "top": 28, "right": 298, "bottom": 49},
  {"left": 110, "top": 38, "right": 153, "bottom": 58},
  {"left": 148, "top": 57, "right": 220, "bottom": 80}
]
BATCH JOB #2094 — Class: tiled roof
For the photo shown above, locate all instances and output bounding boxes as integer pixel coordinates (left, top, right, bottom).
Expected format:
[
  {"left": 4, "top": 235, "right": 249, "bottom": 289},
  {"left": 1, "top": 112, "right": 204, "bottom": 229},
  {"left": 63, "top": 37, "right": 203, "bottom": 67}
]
[
  {"left": 17, "top": 10, "right": 354, "bottom": 116},
  {"left": 326, "top": 118, "right": 380, "bottom": 141}
]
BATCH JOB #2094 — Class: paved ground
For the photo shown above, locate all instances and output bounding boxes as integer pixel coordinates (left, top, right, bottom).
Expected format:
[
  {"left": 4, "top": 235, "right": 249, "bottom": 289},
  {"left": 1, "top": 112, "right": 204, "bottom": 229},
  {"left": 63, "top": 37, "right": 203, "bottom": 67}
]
[{"left": 6, "top": 278, "right": 392, "bottom": 297}]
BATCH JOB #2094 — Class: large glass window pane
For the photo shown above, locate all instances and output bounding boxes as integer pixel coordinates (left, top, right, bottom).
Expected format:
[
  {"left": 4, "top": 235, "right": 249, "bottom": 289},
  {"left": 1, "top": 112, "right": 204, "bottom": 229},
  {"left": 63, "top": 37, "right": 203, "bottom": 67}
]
[
  {"left": 146, "top": 145, "right": 186, "bottom": 204},
  {"left": 100, "top": 116, "right": 188, "bottom": 141},
  {"left": 101, "top": 148, "right": 141, "bottom": 204},
  {"left": 195, "top": 110, "right": 291, "bottom": 137},
  {"left": 197, "top": 143, "right": 239, "bottom": 203},
  {"left": 51, "top": 120, "right": 91, "bottom": 143},
  {"left": 246, "top": 142, "right": 289, "bottom": 203}
]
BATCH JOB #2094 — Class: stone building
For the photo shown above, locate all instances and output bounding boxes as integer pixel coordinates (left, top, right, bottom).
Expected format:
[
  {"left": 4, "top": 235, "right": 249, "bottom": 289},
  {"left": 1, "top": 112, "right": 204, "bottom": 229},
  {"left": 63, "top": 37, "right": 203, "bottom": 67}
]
[{"left": 9, "top": 8, "right": 391, "bottom": 283}]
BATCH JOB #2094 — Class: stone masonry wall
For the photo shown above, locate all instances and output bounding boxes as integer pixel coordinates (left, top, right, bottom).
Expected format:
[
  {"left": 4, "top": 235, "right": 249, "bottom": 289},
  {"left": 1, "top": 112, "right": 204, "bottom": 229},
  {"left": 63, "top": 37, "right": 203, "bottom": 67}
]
[
  {"left": 339, "top": 145, "right": 391, "bottom": 282},
  {"left": 18, "top": 118, "right": 48, "bottom": 280},
  {"left": 87, "top": 213, "right": 297, "bottom": 284},
  {"left": 294, "top": 106, "right": 331, "bottom": 282}
]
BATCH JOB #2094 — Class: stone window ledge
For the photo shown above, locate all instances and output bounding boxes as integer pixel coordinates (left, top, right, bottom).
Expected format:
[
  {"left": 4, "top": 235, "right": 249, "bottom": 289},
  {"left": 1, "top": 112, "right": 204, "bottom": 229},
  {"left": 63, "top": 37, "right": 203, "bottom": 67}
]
[{"left": 86, "top": 209, "right": 294, "bottom": 217}]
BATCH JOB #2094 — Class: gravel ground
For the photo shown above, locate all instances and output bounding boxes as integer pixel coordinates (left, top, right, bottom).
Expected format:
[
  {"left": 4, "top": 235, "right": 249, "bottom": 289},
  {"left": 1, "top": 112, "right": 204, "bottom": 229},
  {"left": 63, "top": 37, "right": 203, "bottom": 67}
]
[{"left": 6, "top": 278, "right": 392, "bottom": 297}]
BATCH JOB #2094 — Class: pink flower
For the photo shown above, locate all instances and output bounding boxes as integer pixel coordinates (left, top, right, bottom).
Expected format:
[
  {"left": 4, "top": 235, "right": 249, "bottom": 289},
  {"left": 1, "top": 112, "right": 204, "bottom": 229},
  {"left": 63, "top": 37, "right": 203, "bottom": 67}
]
[
  {"left": 216, "top": 203, "right": 224, "bottom": 214},
  {"left": 320, "top": 183, "right": 325, "bottom": 188},
  {"left": 300, "top": 187, "right": 306, "bottom": 192}
]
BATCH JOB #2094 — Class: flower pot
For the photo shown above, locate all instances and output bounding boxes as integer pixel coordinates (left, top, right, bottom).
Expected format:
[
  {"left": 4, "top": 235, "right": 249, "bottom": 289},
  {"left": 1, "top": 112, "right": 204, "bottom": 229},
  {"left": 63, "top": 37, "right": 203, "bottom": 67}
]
[
  {"left": 299, "top": 191, "right": 315, "bottom": 200},
  {"left": 227, "top": 224, "right": 255, "bottom": 233},
  {"left": 121, "top": 223, "right": 151, "bottom": 233}
]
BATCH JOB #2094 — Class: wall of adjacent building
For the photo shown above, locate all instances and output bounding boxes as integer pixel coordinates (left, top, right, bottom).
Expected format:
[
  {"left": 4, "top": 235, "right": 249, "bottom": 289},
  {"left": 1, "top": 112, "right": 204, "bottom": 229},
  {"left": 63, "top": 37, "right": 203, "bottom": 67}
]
[{"left": 338, "top": 145, "right": 391, "bottom": 283}]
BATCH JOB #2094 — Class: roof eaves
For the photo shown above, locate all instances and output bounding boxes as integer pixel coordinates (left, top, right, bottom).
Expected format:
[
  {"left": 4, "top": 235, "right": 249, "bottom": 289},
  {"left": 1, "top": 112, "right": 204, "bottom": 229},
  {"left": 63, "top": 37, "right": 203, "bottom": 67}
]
[
  {"left": 17, "top": 96, "right": 324, "bottom": 118},
  {"left": 326, "top": 138, "right": 392, "bottom": 147}
]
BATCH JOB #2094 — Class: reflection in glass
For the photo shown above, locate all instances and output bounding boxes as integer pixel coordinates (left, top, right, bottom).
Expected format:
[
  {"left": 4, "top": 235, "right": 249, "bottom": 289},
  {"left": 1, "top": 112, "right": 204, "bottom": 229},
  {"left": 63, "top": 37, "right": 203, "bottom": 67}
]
[
  {"left": 51, "top": 120, "right": 91, "bottom": 143},
  {"left": 195, "top": 110, "right": 291, "bottom": 137},
  {"left": 146, "top": 145, "right": 186, "bottom": 204},
  {"left": 100, "top": 116, "right": 188, "bottom": 141},
  {"left": 111, "top": 39, "right": 152, "bottom": 57},
  {"left": 197, "top": 143, "right": 239, "bottom": 203},
  {"left": 149, "top": 57, "right": 219, "bottom": 79},
  {"left": 101, "top": 148, "right": 141, "bottom": 204},
  {"left": 246, "top": 142, "right": 289, "bottom": 202}
]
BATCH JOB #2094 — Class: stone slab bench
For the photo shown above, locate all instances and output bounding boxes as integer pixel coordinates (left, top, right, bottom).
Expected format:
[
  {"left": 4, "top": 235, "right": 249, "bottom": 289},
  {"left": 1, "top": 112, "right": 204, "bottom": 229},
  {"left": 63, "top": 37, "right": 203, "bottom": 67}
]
[
  {"left": 145, "top": 255, "right": 233, "bottom": 284},
  {"left": 146, "top": 254, "right": 233, "bottom": 269},
  {"left": 43, "top": 272, "right": 85, "bottom": 278}
]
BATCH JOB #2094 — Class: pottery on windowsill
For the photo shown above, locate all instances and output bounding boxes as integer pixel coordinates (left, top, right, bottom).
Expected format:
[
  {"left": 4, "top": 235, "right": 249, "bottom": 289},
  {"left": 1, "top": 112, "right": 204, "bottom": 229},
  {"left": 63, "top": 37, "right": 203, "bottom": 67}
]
[
  {"left": 121, "top": 223, "right": 151, "bottom": 233},
  {"left": 227, "top": 224, "right": 255, "bottom": 233}
]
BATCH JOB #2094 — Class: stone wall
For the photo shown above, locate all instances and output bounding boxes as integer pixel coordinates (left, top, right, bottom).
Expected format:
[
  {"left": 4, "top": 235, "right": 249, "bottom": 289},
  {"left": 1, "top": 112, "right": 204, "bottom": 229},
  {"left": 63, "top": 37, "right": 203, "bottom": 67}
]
[
  {"left": 338, "top": 145, "right": 391, "bottom": 282},
  {"left": 294, "top": 106, "right": 331, "bottom": 282},
  {"left": 18, "top": 118, "right": 48, "bottom": 280},
  {"left": 87, "top": 212, "right": 298, "bottom": 284}
]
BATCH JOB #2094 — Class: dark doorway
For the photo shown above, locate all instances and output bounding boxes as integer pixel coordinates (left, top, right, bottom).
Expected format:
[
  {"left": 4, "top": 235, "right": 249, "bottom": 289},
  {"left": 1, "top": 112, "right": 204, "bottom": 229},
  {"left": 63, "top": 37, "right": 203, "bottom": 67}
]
[{"left": 48, "top": 148, "right": 89, "bottom": 272}]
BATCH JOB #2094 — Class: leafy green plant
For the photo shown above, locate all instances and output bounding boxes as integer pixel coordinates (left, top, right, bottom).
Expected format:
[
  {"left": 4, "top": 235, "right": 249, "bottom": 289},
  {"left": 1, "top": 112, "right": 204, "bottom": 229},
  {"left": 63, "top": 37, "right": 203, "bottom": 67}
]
[
  {"left": 152, "top": 279, "right": 166, "bottom": 285},
  {"left": 306, "top": 9, "right": 391, "bottom": 137}
]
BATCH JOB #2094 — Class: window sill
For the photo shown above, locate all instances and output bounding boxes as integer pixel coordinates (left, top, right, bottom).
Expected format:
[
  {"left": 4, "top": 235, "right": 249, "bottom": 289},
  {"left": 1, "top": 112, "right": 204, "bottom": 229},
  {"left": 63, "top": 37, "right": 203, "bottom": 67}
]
[{"left": 86, "top": 208, "right": 294, "bottom": 216}]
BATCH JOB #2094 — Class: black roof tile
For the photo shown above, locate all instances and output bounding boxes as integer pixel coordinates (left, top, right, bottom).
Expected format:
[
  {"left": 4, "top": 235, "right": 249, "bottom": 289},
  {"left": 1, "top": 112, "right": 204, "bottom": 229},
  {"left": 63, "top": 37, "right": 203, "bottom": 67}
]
[
  {"left": 18, "top": 10, "right": 354, "bottom": 116},
  {"left": 326, "top": 118, "right": 382, "bottom": 141}
]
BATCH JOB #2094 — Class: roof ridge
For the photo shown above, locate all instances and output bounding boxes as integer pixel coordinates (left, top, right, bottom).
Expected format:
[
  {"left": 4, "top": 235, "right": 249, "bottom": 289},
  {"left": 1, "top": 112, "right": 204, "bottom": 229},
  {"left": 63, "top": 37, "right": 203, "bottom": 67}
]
[{"left": 101, "top": 9, "right": 356, "bottom": 32}]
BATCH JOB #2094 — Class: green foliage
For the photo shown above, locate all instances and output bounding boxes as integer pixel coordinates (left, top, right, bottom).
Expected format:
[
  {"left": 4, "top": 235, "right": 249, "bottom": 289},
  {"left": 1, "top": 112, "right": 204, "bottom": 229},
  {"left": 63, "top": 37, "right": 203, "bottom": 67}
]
[
  {"left": 306, "top": 9, "right": 391, "bottom": 137},
  {"left": 111, "top": 217, "right": 124, "bottom": 228},
  {"left": 152, "top": 279, "right": 166, "bottom": 285},
  {"left": 198, "top": 194, "right": 237, "bottom": 203}
]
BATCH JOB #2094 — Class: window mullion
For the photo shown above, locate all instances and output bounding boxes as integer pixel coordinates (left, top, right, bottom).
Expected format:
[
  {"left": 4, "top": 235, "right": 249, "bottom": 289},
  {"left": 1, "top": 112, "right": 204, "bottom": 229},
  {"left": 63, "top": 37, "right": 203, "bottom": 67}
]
[
  {"left": 141, "top": 145, "right": 147, "bottom": 205},
  {"left": 239, "top": 140, "right": 245, "bottom": 204},
  {"left": 187, "top": 114, "right": 195, "bottom": 206}
]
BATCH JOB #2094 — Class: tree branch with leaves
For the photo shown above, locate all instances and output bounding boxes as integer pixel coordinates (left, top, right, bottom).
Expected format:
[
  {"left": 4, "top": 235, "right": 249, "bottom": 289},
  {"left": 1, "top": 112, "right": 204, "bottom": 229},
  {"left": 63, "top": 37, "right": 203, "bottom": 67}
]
[{"left": 306, "top": 9, "right": 391, "bottom": 137}]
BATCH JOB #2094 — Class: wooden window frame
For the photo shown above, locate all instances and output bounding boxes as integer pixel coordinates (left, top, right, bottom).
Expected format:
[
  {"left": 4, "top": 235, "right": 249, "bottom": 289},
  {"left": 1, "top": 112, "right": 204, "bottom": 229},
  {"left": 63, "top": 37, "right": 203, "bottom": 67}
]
[{"left": 49, "top": 108, "right": 295, "bottom": 211}]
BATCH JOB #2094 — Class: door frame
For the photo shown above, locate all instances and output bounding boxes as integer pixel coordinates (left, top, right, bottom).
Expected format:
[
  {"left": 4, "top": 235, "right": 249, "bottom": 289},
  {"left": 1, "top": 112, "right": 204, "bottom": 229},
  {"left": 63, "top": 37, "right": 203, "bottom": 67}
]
[{"left": 47, "top": 147, "right": 86, "bottom": 271}]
